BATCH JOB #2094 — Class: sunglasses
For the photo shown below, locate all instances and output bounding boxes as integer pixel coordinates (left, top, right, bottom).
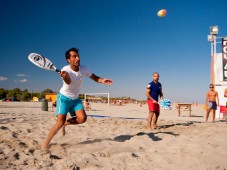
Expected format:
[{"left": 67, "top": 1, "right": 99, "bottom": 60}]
[{"left": 210, "top": 87, "right": 214, "bottom": 88}]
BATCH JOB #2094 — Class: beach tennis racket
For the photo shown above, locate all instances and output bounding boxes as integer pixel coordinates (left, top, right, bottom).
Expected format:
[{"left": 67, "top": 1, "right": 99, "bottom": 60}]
[
  {"left": 28, "top": 53, "right": 61, "bottom": 73},
  {"left": 159, "top": 99, "right": 172, "bottom": 109}
]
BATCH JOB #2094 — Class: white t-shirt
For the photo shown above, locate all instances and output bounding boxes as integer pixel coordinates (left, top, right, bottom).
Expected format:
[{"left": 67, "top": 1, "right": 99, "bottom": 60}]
[{"left": 59, "top": 65, "right": 92, "bottom": 99}]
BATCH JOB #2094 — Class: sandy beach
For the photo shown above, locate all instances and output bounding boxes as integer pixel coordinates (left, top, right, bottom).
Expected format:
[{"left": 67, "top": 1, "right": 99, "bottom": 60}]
[{"left": 0, "top": 101, "right": 227, "bottom": 170}]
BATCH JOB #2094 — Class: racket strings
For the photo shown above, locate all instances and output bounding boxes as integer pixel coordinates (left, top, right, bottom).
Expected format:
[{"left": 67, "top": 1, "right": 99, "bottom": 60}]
[{"left": 159, "top": 99, "right": 172, "bottom": 109}]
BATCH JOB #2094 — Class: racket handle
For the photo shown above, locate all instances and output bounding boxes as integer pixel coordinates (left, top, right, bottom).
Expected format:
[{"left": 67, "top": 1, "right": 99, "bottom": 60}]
[{"left": 55, "top": 69, "right": 61, "bottom": 73}]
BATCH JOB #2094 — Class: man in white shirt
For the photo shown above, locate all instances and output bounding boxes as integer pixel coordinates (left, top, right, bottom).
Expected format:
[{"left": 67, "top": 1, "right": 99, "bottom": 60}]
[{"left": 41, "top": 47, "right": 112, "bottom": 150}]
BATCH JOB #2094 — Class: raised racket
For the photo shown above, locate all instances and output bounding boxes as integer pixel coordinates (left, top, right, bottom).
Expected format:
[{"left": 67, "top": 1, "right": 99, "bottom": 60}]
[{"left": 28, "top": 53, "right": 61, "bottom": 73}]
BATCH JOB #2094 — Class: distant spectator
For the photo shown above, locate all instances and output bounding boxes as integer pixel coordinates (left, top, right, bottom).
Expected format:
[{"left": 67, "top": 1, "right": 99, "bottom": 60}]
[
  {"left": 85, "top": 99, "right": 92, "bottom": 111},
  {"left": 206, "top": 84, "right": 219, "bottom": 122},
  {"left": 52, "top": 101, "right": 57, "bottom": 110}
]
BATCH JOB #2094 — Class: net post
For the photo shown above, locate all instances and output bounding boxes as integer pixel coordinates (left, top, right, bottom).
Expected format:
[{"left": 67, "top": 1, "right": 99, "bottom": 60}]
[{"left": 108, "top": 93, "right": 110, "bottom": 106}]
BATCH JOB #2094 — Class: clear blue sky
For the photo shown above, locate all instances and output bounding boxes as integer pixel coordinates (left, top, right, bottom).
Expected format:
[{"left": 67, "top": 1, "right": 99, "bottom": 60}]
[{"left": 1, "top": 0, "right": 227, "bottom": 103}]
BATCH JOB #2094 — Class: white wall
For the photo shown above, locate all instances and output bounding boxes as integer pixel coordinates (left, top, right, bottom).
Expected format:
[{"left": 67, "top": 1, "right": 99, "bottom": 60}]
[{"left": 214, "top": 53, "right": 227, "bottom": 117}]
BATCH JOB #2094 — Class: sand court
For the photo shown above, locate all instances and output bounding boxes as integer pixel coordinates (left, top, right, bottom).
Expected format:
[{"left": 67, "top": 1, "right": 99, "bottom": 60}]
[{"left": 0, "top": 102, "right": 227, "bottom": 169}]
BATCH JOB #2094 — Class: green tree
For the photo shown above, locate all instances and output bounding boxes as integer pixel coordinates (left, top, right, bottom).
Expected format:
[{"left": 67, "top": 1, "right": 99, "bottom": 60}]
[
  {"left": 0, "top": 88, "right": 6, "bottom": 99},
  {"left": 23, "top": 89, "right": 29, "bottom": 93},
  {"left": 20, "top": 92, "right": 30, "bottom": 101},
  {"left": 42, "top": 89, "right": 54, "bottom": 93},
  {"left": 12, "top": 88, "right": 21, "bottom": 93},
  {"left": 7, "top": 90, "right": 16, "bottom": 98}
]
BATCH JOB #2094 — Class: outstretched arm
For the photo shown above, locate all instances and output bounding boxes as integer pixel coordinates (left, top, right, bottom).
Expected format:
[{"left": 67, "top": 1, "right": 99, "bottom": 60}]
[{"left": 89, "top": 74, "right": 113, "bottom": 86}]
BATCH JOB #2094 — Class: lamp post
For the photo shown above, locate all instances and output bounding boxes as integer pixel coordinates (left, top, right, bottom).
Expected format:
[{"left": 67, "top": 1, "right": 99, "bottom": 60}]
[
  {"left": 31, "top": 90, "right": 34, "bottom": 108},
  {"left": 31, "top": 90, "right": 33, "bottom": 100},
  {"left": 208, "top": 26, "right": 219, "bottom": 85}
]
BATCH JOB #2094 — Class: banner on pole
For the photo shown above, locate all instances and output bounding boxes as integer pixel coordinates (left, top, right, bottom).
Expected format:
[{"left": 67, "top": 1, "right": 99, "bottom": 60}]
[
  {"left": 214, "top": 53, "right": 223, "bottom": 84},
  {"left": 222, "top": 38, "right": 227, "bottom": 81}
]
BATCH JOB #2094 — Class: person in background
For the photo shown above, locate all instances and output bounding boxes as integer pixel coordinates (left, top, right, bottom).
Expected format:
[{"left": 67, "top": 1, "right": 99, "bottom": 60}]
[
  {"left": 146, "top": 72, "right": 163, "bottom": 130},
  {"left": 52, "top": 101, "right": 56, "bottom": 111},
  {"left": 224, "top": 88, "right": 227, "bottom": 107},
  {"left": 206, "top": 84, "right": 219, "bottom": 122},
  {"left": 85, "top": 99, "right": 92, "bottom": 111}
]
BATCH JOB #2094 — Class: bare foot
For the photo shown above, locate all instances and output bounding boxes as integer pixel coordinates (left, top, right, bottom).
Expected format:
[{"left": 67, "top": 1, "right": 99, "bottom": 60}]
[
  {"left": 62, "top": 126, "right": 66, "bottom": 136},
  {"left": 152, "top": 125, "right": 157, "bottom": 130},
  {"left": 146, "top": 126, "right": 152, "bottom": 130},
  {"left": 41, "top": 143, "right": 50, "bottom": 150}
]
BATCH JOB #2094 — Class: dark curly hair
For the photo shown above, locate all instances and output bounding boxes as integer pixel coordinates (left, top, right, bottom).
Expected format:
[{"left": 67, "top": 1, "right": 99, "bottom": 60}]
[{"left": 65, "top": 47, "right": 79, "bottom": 63}]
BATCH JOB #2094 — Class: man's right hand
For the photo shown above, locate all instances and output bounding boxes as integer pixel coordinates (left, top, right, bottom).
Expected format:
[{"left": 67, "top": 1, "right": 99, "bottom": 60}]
[{"left": 59, "top": 71, "right": 71, "bottom": 84}]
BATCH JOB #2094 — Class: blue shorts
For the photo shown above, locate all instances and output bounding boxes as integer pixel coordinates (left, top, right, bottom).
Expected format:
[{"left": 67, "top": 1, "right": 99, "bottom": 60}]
[
  {"left": 208, "top": 102, "right": 217, "bottom": 110},
  {"left": 56, "top": 93, "right": 84, "bottom": 117}
]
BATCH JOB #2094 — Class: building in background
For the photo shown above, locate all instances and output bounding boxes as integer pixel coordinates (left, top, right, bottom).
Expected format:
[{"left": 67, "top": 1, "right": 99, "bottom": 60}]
[
  {"left": 209, "top": 28, "right": 227, "bottom": 118},
  {"left": 45, "top": 93, "right": 57, "bottom": 102}
]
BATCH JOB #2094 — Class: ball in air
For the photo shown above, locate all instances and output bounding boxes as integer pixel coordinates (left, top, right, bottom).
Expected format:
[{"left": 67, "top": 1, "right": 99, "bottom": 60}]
[{"left": 157, "top": 9, "right": 167, "bottom": 17}]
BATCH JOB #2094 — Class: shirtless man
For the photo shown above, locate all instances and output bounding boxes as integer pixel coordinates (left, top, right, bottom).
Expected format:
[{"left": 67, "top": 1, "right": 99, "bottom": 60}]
[
  {"left": 206, "top": 84, "right": 219, "bottom": 122},
  {"left": 224, "top": 88, "right": 227, "bottom": 107}
]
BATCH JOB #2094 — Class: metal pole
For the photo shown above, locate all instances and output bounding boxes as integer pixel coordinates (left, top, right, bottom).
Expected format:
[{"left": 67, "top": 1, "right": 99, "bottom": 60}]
[
  {"left": 213, "top": 35, "right": 217, "bottom": 85},
  {"left": 108, "top": 93, "right": 110, "bottom": 106},
  {"left": 31, "top": 90, "right": 34, "bottom": 108},
  {"left": 210, "top": 40, "right": 213, "bottom": 84},
  {"left": 210, "top": 35, "right": 216, "bottom": 85}
]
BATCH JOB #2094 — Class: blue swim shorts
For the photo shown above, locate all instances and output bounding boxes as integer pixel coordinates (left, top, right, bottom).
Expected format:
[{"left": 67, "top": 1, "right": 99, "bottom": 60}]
[
  {"left": 56, "top": 93, "right": 84, "bottom": 117},
  {"left": 208, "top": 101, "right": 217, "bottom": 110}
]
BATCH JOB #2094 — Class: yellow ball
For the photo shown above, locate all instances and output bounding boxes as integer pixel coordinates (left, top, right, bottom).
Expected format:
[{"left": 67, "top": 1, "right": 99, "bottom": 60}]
[
  {"left": 157, "top": 9, "right": 167, "bottom": 17},
  {"left": 203, "top": 105, "right": 207, "bottom": 109}
]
